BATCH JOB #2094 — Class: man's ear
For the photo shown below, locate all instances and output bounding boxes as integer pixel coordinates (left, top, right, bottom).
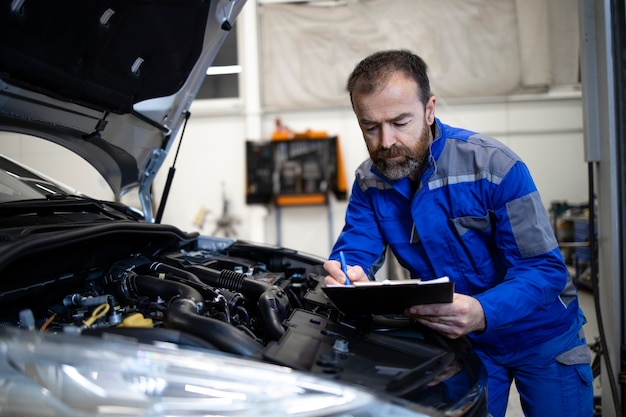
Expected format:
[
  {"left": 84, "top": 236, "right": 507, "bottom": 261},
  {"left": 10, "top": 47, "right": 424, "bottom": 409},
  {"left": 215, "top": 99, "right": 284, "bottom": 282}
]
[{"left": 425, "top": 96, "right": 437, "bottom": 125}]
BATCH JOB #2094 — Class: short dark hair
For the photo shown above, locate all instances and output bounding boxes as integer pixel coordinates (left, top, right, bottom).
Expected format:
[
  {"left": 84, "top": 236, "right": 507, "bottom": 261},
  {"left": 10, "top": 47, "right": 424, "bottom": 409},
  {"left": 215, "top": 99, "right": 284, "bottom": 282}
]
[{"left": 346, "top": 49, "right": 431, "bottom": 108}]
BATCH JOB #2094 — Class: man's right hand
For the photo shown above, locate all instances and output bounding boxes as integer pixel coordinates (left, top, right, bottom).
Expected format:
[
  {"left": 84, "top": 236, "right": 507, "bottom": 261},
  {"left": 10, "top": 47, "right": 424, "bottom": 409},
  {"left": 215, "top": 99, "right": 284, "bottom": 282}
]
[{"left": 323, "top": 260, "right": 369, "bottom": 286}]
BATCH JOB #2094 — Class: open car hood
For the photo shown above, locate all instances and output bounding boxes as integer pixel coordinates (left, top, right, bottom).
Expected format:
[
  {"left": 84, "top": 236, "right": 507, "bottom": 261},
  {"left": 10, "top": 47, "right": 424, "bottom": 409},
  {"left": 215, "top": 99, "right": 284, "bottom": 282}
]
[{"left": 0, "top": 0, "right": 245, "bottom": 221}]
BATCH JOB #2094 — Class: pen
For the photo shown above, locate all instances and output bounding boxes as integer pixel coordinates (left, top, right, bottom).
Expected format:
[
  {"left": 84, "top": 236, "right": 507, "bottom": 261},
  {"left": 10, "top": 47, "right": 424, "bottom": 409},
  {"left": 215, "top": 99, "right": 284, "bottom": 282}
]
[{"left": 339, "top": 251, "right": 350, "bottom": 286}]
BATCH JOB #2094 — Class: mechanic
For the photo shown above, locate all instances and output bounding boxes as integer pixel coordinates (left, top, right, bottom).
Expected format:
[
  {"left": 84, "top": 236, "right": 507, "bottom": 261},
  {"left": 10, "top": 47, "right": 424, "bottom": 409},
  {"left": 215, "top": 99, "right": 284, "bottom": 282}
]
[{"left": 323, "top": 49, "right": 594, "bottom": 417}]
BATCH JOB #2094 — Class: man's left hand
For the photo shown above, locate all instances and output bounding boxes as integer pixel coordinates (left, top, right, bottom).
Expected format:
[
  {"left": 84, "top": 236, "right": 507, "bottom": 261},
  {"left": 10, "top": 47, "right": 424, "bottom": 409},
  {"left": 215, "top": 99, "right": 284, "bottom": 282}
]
[{"left": 404, "top": 293, "right": 486, "bottom": 339}]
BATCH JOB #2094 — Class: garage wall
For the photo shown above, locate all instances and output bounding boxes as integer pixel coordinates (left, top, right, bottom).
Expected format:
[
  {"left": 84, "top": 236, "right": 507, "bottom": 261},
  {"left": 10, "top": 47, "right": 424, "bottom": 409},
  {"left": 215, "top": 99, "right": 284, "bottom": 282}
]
[{"left": 258, "top": 0, "right": 580, "bottom": 108}]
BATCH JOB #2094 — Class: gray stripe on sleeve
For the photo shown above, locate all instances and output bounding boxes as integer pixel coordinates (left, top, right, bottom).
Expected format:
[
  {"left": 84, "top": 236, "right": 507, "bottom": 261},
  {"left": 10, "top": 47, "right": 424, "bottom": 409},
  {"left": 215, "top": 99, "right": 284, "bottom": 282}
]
[
  {"left": 506, "top": 191, "right": 558, "bottom": 258},
  {"left": 429, "top": 171, "right": 504, "bottom": 190}
]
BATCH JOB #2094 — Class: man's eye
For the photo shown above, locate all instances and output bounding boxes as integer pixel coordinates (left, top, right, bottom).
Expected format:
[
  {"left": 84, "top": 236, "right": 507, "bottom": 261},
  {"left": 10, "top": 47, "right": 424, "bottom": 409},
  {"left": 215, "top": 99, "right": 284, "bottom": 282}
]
[{"left": 364, "top": 125, "right": 378, "bottom": 132}]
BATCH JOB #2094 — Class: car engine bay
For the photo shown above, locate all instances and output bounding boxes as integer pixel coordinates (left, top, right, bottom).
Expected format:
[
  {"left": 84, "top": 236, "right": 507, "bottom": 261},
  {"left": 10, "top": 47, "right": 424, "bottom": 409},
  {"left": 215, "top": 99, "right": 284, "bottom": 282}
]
[{"left": 0, "top": 222, "right": 487, "bottom": 415}]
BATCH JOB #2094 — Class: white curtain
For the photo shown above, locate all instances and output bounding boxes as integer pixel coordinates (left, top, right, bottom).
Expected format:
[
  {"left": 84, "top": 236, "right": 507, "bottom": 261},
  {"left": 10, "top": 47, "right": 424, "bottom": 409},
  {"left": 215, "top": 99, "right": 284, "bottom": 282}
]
[{"left": 259, "top": 0, "right": 580, "bottom": 109}]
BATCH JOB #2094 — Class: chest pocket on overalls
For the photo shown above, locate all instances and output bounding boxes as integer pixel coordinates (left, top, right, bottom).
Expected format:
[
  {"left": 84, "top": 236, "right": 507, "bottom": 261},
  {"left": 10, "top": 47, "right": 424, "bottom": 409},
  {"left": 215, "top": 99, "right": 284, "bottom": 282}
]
[{"left": 448, "top": 211, "right": 498, "bottom": 281}]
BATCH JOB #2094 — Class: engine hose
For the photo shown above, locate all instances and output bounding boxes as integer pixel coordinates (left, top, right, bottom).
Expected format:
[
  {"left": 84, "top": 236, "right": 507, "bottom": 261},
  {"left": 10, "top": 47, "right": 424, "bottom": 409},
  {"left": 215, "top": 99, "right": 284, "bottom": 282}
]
[
  {"left": 158, "top": 274, "right": 220, "bottom": 301},
  {"left": 187, "top": 265, "right": 270, "bottom": 298},
  {"left": 122, "top": 274, "right": 263, "bottom": 356},
  {"left": 150, "top": 262, "right": 203, "bottom": 285},
  {"left": 167, "top": 297, "right": 263, "bottom": 356},
  {"left": 63, "top": 293, "right": 110, "bottom": 307},
  {"left": 258, "top": 288, "right": 288, "bottom": 341},
  {"left": 124, "top": 273, "right": 201, "bottom": 303},
  {"left": 187, "top": 265, "right": 290, "bottom": 340}
]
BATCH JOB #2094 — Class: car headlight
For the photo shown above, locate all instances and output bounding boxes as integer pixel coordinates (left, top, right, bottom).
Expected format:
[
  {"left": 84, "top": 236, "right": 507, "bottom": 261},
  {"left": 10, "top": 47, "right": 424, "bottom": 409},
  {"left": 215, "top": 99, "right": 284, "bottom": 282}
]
[{"left": 0, "top": 328, "right": 432, "bottom": 417}]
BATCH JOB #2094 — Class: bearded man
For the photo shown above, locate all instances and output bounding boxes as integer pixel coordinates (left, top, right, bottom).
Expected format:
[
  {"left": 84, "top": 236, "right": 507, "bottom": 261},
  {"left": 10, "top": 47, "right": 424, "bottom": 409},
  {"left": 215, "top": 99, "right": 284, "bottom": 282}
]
[{"left": 323, "top": 49, "right": 593, "bottom": 417}]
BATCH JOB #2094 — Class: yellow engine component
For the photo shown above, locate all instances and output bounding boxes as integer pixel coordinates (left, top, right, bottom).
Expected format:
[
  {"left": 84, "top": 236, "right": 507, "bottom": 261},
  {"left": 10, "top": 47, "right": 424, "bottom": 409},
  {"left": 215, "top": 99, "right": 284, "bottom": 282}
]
[{"left": 118, "top": 312, "right": 154, "bottom": 328}]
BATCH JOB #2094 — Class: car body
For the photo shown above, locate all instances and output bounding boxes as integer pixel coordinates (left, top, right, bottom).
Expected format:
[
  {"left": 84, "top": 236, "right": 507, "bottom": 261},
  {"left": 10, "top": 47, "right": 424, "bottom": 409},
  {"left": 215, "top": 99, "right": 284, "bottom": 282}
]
[{"left": 0, "top": 1, "right": 488, "bottom": 416}]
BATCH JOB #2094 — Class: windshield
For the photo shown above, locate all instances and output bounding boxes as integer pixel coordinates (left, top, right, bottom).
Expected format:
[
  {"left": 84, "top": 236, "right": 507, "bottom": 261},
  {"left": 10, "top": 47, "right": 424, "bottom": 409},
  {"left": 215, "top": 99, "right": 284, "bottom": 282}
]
[{"left": 0, "top": 156, "right": 73, "bottom": 203}]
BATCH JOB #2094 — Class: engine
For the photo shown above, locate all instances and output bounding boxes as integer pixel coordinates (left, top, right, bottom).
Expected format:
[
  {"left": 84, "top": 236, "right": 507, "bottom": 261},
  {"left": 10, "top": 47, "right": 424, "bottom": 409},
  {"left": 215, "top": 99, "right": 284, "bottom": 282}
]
[
  {"left": 0, "top": 229, "right": 489, "bottom": 416},
  {"left": 11, "top": 246, "right": 330, "bottom": 357}
]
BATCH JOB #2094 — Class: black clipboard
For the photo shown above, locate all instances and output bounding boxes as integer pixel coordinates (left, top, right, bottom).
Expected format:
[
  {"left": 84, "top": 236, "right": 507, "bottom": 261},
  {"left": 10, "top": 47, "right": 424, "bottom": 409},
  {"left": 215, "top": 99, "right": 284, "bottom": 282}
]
[{"left": 321, "top": 278, "right": 454, "bottom": 316}]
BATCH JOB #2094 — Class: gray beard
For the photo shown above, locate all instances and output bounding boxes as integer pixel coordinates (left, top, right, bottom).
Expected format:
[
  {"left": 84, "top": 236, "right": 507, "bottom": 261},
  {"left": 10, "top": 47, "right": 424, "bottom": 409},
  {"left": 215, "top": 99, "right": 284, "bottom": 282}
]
[{"left": 375, "top": 156, "right": 424, "bottom": 181}]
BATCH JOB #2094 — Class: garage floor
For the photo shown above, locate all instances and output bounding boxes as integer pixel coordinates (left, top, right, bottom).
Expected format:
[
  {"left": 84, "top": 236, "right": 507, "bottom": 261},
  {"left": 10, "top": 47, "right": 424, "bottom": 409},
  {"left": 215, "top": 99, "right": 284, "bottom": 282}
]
[{"left": 505, "top": 287, "right": 600, "bottom": 416}]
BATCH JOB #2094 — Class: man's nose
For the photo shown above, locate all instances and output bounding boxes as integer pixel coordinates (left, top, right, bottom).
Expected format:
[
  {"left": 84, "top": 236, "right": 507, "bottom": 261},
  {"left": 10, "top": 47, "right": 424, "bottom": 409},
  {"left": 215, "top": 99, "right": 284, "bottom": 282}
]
[{"left": 381, "top": 125, "right": 396, "bottom": 149}]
